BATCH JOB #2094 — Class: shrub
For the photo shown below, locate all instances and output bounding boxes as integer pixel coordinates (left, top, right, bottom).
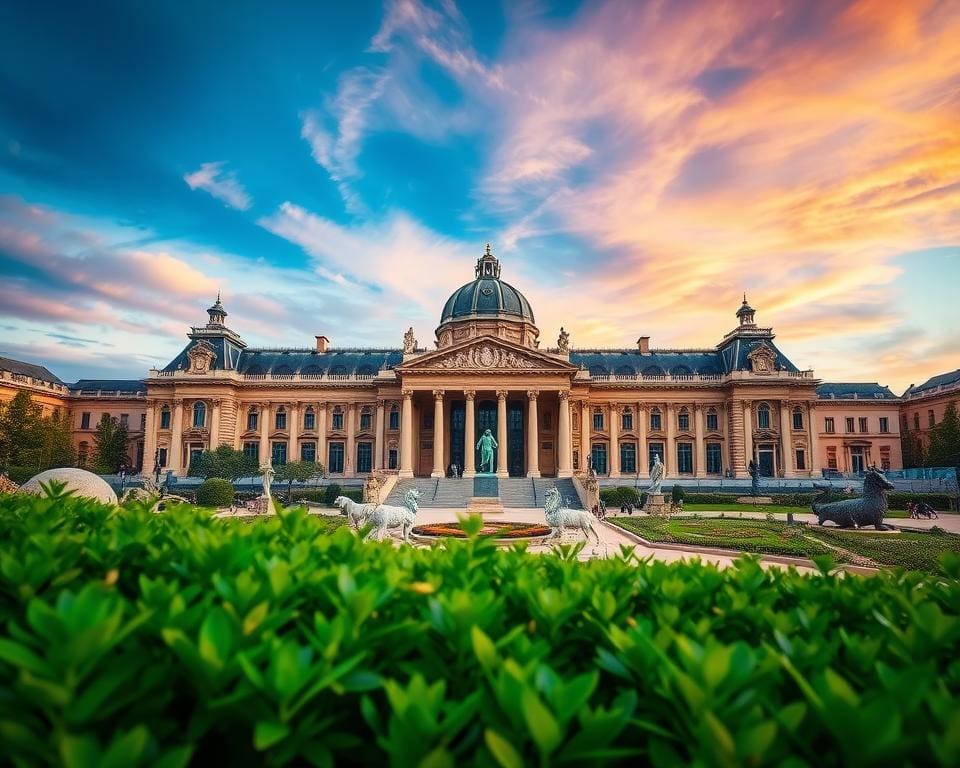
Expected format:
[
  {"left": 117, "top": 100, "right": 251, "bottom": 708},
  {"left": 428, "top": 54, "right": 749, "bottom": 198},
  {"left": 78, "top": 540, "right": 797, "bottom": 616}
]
[
  {"left": 195, "top": 477, "right": 235, "bottom": 507},
  {"left": 600, "top": 486, "right": 641, "bottom": 507},
  {"left": 290, "top": 487, "right": 363, "bottom": 506},
  {"left": 671, "top": 484, "right": 685, "bottom": 504},
  {"left": 0, "top": 494, "right": 959, "bottom": 766}
]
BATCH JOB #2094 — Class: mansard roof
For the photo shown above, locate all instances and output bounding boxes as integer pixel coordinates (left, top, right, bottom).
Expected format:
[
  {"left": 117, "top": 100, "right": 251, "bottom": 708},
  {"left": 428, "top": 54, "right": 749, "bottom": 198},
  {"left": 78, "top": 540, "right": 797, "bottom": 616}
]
[
  {"left": 70, "top": 379, "right": 146, "bottom": 394},
  {"left": 816, "top": 383, "right": 898, "bottom": 400},
  {"left": 569, "top": 350, "right": 724, "bottom": 376},
  {"left": 902, "top": 368, "right": 960, "bottom": 398},
  {"left": 162, "top": 336, "right": 245, "bottom": 373},
  {"left": 716, "top": 337, "right": 799, "bottom": 373},
  {"left": 0, "top": 355, "right": 63, "bottom": 384},
  {"left": 236, "top": 348, "right": 403, "bottom": 376}
]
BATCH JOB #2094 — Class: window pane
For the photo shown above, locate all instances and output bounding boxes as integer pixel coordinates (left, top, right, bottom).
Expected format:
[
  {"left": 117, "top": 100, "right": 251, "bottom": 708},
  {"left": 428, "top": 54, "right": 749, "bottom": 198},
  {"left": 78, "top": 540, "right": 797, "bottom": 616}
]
[
  {"left": 357, "top": 442, "right": 372, "bottom": 473},
  {"left": 793, "top": 411, "right": 803, "bottom": 430},
  {"left": 332, "top": 413, "right": 344, "bottom": 430},
  {"left": 328, "top": 442, "right": 344, "bottom": 473},
  {"left": 758, "top": 408, "right": 770, "bottom": 429},
  {"left": 272, "top": 442, "right": 287, "bottom": 466},
  {"left": 706, "top": 413, "right": 718, "bottom": 431},
  {"left": 846, "top": 417, "right": 854, "bottom": 433},
  {"left": 795, "top": 449, "right": 806, "bottom": 470},
  {"left": 243, "top": 442, "right": 259, "bottom": 462},
  {"left": 825, "top": 418, "right": 834, "bottom": 433},
  {"left": 859, "top": 417, "right": 868, "bottom": 433},
  {"left": 247, "top": 412, "right": 258, "bottom": 430},
  {"left": 360, "top": 413, "right": 372, "bottom": 430},
  {"left": 389, "top": 410, "right": 400, "bottom": 430},
  {"left": 301, "top": 442, "right": 316, "bottom": 462},
  {"left": 879, "top": 417, "right": 888, "bottom": 433},
  {"left": 590, "top": 443, "right": 607, "bottom": 474},
  {"left": 648, "top": 442, "right": 664, "bottom": 469},
  {"left": 388, "top": 449, "right": 398, "bottom": 469},
  {"left": 620, "top": 442, "right": 636, "bottom": 473},
  {"left": 677, "top": 442, "right": 693, "bottom": 473},
  {"left": 706, "top": 443, "right": 722, "bottom": 474},
  {"left": 593, "top": 413, "right": 604, "bottom": 430},
  {"left": 275, "top": 411, "right": 286, "bottom": 430},
  {"left": 622, "top": 413, "right": 633, "bottom": 430},
  {"left": 678, "top": 413, "right": 689, "bottom": 430},
  {"left": 650, "top": 413, "right": 661, "bottom": 431},
  {"left": 304, "top": 412, "right": 315, "bottom": 430}
]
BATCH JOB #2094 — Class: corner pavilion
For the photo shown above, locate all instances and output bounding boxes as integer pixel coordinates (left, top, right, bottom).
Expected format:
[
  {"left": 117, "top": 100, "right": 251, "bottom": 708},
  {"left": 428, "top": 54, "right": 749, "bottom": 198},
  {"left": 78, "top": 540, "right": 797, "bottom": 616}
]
[{"left": 146, "top": 246, "right": 830, "bottom": 482}]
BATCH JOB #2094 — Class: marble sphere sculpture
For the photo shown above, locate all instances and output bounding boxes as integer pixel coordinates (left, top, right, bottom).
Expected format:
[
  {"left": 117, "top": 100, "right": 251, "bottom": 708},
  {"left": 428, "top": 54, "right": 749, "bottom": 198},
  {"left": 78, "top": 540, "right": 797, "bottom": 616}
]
[{"left": 20, "top": 467, "right": 119, "bottom": 505}]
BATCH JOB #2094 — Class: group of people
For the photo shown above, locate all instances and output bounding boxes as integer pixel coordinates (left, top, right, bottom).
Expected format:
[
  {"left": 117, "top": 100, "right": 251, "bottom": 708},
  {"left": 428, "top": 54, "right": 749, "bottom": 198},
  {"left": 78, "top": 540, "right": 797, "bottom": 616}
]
[{"left": 907, "top": 501, "right": 939, "bottom": 519}]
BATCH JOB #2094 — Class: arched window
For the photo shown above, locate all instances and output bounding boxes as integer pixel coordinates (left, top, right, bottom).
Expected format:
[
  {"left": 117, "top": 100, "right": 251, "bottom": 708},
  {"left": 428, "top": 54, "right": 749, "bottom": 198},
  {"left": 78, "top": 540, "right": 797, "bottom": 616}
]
[
  {"left": 273, "top": 364, "right": 293, "bottom": 376},
  {"left": 304, "top": 406, "right": 315, "bottom": 430},
  {"left": 621, "top": 407, "right": 633, "bottom": 430},
  {"left": 330, "top": 365, "right": 348, "bottom": 377},
  {"left": 643, "top": 365, "right": 665, "bottom": 377},
  {"left": 706, "top": 407, "right": 718, "bottom": 431},
  {"left": 247, "top": 406, "right": 259, "bottom": 431},
  {"left": 332, "top": 406, "right": 344, "bottom": 430},
  {"left": 159, "top": 406, "right": 171, "bottom": 430},
  {"left": 275, "top": 406, "right": 287, "bottom": 430},
  {"left": 677, "top": 407, "right": 690, "bottom": 431},
  {"left": 192, "top": 401, "right": 206, "bottom": 428},
  {"left": 757, "top": 403, "right": 771, "bottom": 430},
  {"left": 792, "top": 406, "right": 804, "bottom": 431},
  {"left": 301, "top": 364, "right": 322, "bottom": 377},
  {"left": 650, "top": 407, "right": 662, "bottom": 431},
  {"left": 359, "top": 407, "right": 372, "bottom": 431},
  {"left": 615, "top": 365, "right": 635, "bottom": 377}
]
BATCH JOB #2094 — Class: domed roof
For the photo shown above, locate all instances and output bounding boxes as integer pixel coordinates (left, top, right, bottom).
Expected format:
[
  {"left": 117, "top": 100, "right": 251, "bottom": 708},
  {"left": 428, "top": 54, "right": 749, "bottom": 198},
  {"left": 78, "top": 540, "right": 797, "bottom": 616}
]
[{"left": 439, "top": 245, "right": 535, "bottom": 325}]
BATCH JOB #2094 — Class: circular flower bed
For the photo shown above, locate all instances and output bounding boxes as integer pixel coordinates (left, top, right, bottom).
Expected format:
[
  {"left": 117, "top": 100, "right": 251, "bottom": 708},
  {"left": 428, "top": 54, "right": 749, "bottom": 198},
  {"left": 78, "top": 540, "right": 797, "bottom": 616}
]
[{"left": 413, "top": 521, "right": 552, "bottom": 540}]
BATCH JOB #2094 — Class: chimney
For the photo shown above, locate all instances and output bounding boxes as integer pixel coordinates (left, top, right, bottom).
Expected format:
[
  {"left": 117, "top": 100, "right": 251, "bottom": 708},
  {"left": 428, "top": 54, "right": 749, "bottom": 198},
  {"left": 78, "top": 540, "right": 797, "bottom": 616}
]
[
  {"left": 315, "top": 335, "right": 330, "bottom": 353},
  {"left": 637, "top": 336, "right": 650, "bottom": 353}
]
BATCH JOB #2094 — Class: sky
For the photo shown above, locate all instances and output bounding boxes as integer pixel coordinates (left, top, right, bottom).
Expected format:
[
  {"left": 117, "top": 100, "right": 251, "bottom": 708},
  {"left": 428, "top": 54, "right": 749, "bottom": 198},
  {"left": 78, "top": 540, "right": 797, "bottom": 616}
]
[{"left": 0, "top": 0, "right": 957, "bottom": 393}]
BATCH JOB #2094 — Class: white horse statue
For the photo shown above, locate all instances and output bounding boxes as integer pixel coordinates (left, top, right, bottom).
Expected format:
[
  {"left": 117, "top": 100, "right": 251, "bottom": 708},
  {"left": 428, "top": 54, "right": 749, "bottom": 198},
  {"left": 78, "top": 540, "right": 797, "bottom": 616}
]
[
  {"left": 365, "top": 488, "right": 421, "bottom": 543},
  {"left": 334, "top": 495, "right": 375, "bottom": 529},
  {"left": 543, "top": 486, "right": 599, "bottom": 547}
]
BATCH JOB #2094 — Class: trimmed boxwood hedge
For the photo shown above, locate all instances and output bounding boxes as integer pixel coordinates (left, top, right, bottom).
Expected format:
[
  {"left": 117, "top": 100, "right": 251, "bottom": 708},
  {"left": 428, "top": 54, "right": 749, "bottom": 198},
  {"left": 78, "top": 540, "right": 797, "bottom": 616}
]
[
  {"left": 1, "top": 492, "right": 959, "bottom": 766},
  {"left": 195, "top": 477, "right": 235, "bottom": 507}
]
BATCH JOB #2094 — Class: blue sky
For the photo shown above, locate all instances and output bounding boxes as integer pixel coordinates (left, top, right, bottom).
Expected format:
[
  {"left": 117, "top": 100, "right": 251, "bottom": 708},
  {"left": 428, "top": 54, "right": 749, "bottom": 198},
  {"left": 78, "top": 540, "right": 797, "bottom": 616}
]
[{"left": 0, "top": 0, "right": 957, "bottom": 391}]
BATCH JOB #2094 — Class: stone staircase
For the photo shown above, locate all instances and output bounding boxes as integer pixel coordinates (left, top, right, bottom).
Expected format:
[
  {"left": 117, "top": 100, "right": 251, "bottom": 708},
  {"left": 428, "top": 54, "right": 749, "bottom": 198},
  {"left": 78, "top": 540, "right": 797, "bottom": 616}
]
[{"left": 384, "top": 476, "right": 584, "bottom": 509}]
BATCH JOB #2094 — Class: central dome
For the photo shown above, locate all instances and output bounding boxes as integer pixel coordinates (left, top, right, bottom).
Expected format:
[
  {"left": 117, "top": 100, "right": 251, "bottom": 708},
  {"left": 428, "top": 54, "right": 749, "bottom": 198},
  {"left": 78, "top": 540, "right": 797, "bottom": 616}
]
[{"left": 439, "top": 244, "right": 535, "bottom": 325}]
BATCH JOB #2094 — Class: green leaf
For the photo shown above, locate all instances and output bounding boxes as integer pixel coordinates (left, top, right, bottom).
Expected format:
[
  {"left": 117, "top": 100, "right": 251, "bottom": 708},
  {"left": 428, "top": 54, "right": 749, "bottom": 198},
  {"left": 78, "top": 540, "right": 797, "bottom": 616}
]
[
  {"left": 0, "top": 637, "right": 51, "bottom": 676},
  {"left": 59, "top": 734, "right": 101, "bottom": 768},
  {"left": 254, "top": 721, "right": 291, "bottom": 750},
  {"left": 243, "top": 601, "right": 270, "bottom": 636},
  {"left": 521, "top": 689, "right": 562, "bottom": 755},
  {"left": 198, "top": 607, "right": 233, "bottom": 669},
  {"left": 485, "top": 729, "right": 524, "bottom": 768},
  {"left": 471, "top": 625, "right": 497, "bottom": 669}
]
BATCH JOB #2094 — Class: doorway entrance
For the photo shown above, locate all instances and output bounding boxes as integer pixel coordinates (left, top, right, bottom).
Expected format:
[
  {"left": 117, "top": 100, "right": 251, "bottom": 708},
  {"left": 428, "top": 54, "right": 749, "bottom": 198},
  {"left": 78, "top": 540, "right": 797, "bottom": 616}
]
[
  {"left": 508, "top": 401, "right": 525, "bottom": 476},
  {"left": 758, "top": 448, "right": 775, "bottom": 477},
  {"left": 476, "top": 400, "right": 497, "bottom": 473}
]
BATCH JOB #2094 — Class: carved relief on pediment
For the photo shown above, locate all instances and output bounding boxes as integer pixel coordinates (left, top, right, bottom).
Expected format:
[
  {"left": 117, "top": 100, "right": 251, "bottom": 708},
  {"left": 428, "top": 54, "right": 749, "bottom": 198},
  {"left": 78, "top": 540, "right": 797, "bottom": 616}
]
[
  {"left": 428, "top": 342, "right": 542, "bottom": 370},
  {"left": 747, "top": 344, "right": 777, "bottom": 374},
  {"left": 187, "top": 340, "right": 217, "bottom": 374}
]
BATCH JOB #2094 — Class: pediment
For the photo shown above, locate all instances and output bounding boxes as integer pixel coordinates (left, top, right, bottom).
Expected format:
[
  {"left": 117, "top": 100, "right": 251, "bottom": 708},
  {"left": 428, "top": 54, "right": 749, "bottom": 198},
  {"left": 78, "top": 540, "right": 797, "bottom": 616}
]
[{"left": 397, "top": 337, "right": 576, "bottom": 374}]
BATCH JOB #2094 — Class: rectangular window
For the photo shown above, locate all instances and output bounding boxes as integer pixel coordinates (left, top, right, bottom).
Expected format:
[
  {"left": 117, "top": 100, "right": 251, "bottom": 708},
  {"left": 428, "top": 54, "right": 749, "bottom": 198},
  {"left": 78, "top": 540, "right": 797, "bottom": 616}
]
[
  {"left": 648, "top": 441, "right": 664, "bottom": 470},
  {"left": 845, "top": 417, "right": 854, "bottom": 433},
  {"left": 590, "top": 443, "right": 608, "bottom": 475},
  {"left": 795, "top": 449, "right": 806, "bottom": 470},
  {"left": 620, "top": 442, "right": 636, "bottom": 474},
  {"left": 357, "top": 441, "right": 372, "bottom": 473},
  {"left": 271, "top": 442, "right": 287, "bottom": 466},
  {"left": 824, "top": 417, "right": 834, "bottom": 433},
  {"left": 247, "top": 411, "right": 258, "bottom": 431},
  {"left": 328, "top": 442, "right": 345, "bottom": 473},
  {"left": 706, "top": 412, "right": 718, "bottom": 431},
  {"left": 706, "top": 443, "right": 722, "bottom": 474},
  {"left": 859, "top": 417, "right": 868, "bottom": 433},
  {"left": 158, "top": 447, "right": 168, "bottom": 468},
  {"left": 332, "top": 412, "right": 344, "bottom": 430},
  {"left": 389, "top": 410, "right": 400, "bottom": 430},
  {"left": 243, "top": 442, "right": 259, "bottom": 462},
  {"left": 304, "top": 411, "right": 315, "bottom": 430},
  {"left": 188, "top": 446, "right": 203, "bottom": 470},
  {"left": 677, "top": 442, "right": 693, "bottom": 474},
  {"left": 879, "top": 417, "right": 889, "bottom": 433},
  {"left": 792, "top": 410, "right": 803, "bottom": 430},
  {"left": 140, "top": 413, "right": 146, "bottom": 430},
  {"left": 881, "top": 456, "right": 891, "bottom": 471},
  {"left": 301, "top": 442, "right": 316, "bottom": 462},
  {"left": 622, "top": 412, "right": 633, "bottom": 430},
  {"left": 593, "top": 411, "right": 604, "bottom": 430},
  {"left": 275, "top": 410, "right": 287, "bottom": 430},
  {"left": 827, "top": 450, "right": 838, "bottom": 470},
  {"left": 81, "top": 412, "right": 91, "bottom": 429},
  {"left": 678, "top": 412, "right": 689, "bottom": 431},
  {"left": 120, "top": 413, "right": 129, "bottom": 428},
  {"left": 758, "top": 409, "right": 770, "bottom": 429},
  {"left": 388, "top": 448, "right": 398, "bottom": 470},
  {"left": 360, "top": 412, "right": 372, "bottom": 431},
  {"left": 650, "top": 412, "right": 662, "bottom": 431}
]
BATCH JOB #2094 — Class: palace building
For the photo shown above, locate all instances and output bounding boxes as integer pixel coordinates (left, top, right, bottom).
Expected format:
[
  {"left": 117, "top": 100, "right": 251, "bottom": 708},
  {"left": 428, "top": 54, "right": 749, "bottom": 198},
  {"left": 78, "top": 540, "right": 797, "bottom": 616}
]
[{"left": 4, "top": 245, "right": 939, "bottom": 483}]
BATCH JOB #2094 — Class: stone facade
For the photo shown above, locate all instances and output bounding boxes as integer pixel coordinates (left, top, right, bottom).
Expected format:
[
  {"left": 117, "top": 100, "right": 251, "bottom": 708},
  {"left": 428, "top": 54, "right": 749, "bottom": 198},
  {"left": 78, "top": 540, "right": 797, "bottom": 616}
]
[{"left": 900, "top": 369, "right": 960, "bottom": 457}]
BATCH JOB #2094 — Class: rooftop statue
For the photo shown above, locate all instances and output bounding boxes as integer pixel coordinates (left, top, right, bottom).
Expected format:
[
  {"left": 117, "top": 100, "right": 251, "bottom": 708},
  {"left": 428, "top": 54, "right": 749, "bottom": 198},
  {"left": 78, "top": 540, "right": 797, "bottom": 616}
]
[
  {"left": 557, "top": 327, "right": 570, "bottom": 352},
  {"left": 647, "top": 454, "right": 665, "bottom": 495},
  {"left": 476, "top": 428, "right": 498, "bottom": 473},
  {"left": 403, "top": 327, "right": 417, "bottom": 354}
]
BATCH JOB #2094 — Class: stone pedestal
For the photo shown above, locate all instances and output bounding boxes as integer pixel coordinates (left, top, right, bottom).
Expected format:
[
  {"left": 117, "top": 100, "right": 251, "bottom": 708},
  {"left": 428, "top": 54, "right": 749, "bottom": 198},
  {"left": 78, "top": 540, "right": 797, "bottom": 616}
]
[{"left": 643, "top": 493, "right": 668, "bottom": 516}]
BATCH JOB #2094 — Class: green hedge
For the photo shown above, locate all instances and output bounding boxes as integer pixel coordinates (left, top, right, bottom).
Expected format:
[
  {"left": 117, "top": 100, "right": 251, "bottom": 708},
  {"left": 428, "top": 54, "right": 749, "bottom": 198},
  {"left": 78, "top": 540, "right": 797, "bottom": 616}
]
[
  {"left": 288, "top": 486, "right": 363, "bottom": 506},
  {"left": 195, "top": 477, "right": 235, "bottom": 507},
  {"left": 1, "top": 493, "right": 959, "bottom": 766}
]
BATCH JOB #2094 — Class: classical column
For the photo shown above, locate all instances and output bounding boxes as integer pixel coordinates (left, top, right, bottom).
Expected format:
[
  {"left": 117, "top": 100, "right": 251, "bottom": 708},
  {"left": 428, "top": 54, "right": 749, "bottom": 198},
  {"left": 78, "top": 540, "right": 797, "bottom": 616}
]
[
  {"left": 743, "top": 401, "right": 754, "bottom": 472},
  {"left": 637, "top": 403, "right": 648, "bottom": 477},
  {"left": 463, "top": 391, "right": 476, "bottom": 477},
  {"left": 665, "top": 403, "right": 675, "bottom": 477},
  {"left": 808, "top": 402, "right": 820, "bottom": 478},
  {"left": 526, "top": 390, "right": 540, "bottom": 478},
  {"left": 496, "top": 390, "right": 508, "bottom": 478},
  {"left": 399, "top": 390, "right": 414, "bottom": 477},
  {"left": 779, "top": 401, "right": 793, "bottom": 478},
  {"left": 374, "top": 399, "right": 386, "bottom": 470},
  {"left": 346, "top": 403, "right": 356, "bottom": 477},
  {"left": 260, "top": 402, "right": 271, "bottom": 466},
  {"left": 210, "top": 398, "right": 222, "bottom": 449},
  {"left": 170, "top": 398, "right": 184, "bottom": 475},
  {"left": 609, "top": 404, "right": 620, "bottom": 478},
  {"left": 730, "top": 400, "right": 747, "bottom": 478},
  {"left": 719, "top": 404, "right": 730, "bottom": 476},
  {"left": 288, "top": 402, "right": 299, "bottom": 462},
  {"left": 431, "top": 390, "right": 445, "bottom": 478},
  {"left": 694, "top": 403, "right": 706, "bottom": 478},
  {"left": 142, "top": 402, "right": 157, "bottom": 475},
  {"left": 558, "top": 391, "right": 572, "bottom": 477},
  {"left": 318, "top": 403, "right": 328, "bottom": 471},
  {"left": 581, "top": 400, "right": 591, "bottom": 472}
]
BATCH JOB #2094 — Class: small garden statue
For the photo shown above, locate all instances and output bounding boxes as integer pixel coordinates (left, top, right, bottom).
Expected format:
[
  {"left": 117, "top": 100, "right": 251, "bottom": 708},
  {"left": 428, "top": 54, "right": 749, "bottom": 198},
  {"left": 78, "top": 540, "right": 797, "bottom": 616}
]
[
  {"left": 813, "top": 466, "right": 896, "bottom": 530},
  {"left": 647, "top": 454, "right": 665, "bottom": 495},
  {"left": 363, "top": 472, "right": 383, "bottom": 505},
  {"left": 259, "top": 461, "right": 275, "bottom": 505},
  {"left": 748, "top": 459, "right": 760, "bottom": 496},
  {"left": 476, "top": 428, "right": 498, "bottom": 473}
]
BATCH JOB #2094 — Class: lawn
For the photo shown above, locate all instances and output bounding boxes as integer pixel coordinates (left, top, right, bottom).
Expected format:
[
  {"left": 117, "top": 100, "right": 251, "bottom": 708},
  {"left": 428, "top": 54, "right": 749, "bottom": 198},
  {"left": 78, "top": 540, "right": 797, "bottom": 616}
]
[
  {"left": 680, "top": 503, "right": 911, "bottom": 518},
  {"left": 610, "top": 515, "right": 960, "bottom": 573}
]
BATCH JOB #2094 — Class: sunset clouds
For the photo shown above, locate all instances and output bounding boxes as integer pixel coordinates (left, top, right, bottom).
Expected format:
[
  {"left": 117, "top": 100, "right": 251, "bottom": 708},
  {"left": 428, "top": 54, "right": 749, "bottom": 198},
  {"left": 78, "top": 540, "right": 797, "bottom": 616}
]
[{"left": 0, "top": 0, "right": 956, "bottom": 388}]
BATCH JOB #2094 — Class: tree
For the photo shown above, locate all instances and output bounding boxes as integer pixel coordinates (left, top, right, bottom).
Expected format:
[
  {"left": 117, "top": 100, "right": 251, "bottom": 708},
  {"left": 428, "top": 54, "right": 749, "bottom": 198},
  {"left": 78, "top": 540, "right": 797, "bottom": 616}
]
[
  {"left": 93, "top": 414, "right": 129, "bottom": 474},
  {"left": 189, "top": 445, "right": 258, "bottom": 481},
  {"left": 0, "top": 390, "right": 43, "bottom": 469},
  {"left": 901, "top": 428, "right": 926, "bottom": 469},
  {"left": 32, "top": 409, "right": 75, "bottom": 470},
  {"left": 927, "top": 400, "right": 960, "bottom": 468},
  {"left": 274, "top": 460, "right": 325, "bottom": 500}
]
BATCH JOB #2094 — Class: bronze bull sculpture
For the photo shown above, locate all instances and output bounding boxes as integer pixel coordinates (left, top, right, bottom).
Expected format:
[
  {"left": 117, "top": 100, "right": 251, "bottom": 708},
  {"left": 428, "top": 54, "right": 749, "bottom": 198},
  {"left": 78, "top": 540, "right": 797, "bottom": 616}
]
[{"left": 812, "top": 467, "right": 896, "bottom": 530}]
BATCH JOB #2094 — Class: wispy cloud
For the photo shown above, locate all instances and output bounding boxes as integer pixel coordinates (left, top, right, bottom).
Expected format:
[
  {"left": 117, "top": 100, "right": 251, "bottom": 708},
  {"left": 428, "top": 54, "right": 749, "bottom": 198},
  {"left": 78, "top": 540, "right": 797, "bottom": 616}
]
[{"left": 183, "top": 161, "right": 252, "bottom": 210}]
